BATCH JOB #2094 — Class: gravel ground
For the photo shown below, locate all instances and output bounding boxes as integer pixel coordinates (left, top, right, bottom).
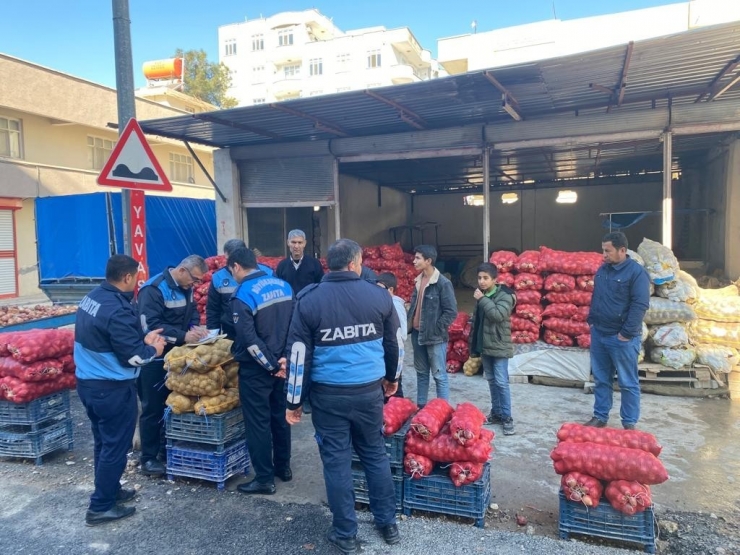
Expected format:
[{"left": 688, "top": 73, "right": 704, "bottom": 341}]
[{"left": 1, "top": 391, "right": 738, "bottom": 555}]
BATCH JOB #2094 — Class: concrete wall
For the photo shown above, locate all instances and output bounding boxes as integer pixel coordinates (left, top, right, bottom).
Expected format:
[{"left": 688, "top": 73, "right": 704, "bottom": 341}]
[
  {"left": 338, "top": 175, "right": 411, "bottom": 247},
  {"left": 15, "top": 200, "right": 37, "bottom": 296},
  {"left": 413, "top": 182, "right": 665, "bottom": 256}
]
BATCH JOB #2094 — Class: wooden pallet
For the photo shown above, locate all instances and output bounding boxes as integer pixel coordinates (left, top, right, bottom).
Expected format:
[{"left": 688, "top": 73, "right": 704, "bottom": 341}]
[{"left": 637, "top": 363, "right": 718, "bottom": 389}]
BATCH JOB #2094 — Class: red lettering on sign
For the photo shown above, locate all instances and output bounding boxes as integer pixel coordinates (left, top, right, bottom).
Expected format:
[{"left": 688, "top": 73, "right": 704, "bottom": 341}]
[{"left": 130, "top": 190, "right": 149, "bottom": 290}]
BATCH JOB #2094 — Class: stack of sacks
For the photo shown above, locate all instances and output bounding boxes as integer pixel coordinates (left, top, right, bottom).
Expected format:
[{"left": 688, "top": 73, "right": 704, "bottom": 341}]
[
  {"left": 552, "top": 422, "right": 668, "bottom": 514},
  {"left": 637, "top": 239, "right": 699, "bottom": 370},
  {"left": 688, "top": 282, "right": 740, "bottom": 375},
  {"left": 0, "top": 329, "right": 76, "bottom": 402},
  {"left": 490, "top": 250, "right": 541, "bottom": 345},
  {"left": 539, "top": 247, "right": 601, "bottom": 348},
  {"left": 445, "top": 312, "right": 471, "bottom": 374},
  {"left": 362, "top": 244, "right": 416, "bottom": 302},
  {"left": 404, "top": 399, "right": 494, "bottom": 486}
]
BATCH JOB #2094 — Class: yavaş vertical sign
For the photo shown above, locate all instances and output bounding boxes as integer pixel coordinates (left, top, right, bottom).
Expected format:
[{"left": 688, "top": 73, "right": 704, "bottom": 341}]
[{"left": 130, "top": 190, "right": 149, "bottom": 289}]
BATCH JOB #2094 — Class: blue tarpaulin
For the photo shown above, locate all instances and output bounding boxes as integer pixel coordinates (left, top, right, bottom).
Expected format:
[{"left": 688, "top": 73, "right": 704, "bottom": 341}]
[{"left": 36, "top": 193, "right": 216, "bottom": 280}]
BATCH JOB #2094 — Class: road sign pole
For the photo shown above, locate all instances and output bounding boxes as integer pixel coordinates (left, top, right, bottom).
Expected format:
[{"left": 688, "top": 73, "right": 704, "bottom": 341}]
[{"left": 112, "top": 0, "right": 136, "bottom": 255}]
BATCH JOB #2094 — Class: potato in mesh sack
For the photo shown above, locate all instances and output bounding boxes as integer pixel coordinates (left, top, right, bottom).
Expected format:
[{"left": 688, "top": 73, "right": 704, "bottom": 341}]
[
  {"left": 166, "top": 366, "right": 226, "bottom": 397},
  {"left": 194, "top": 388, "right": 240, "bottom": 415},
  {"left": 164, "top": 339, "right": 233, "bottom": 374},
  {"left": 166, "top": 392, "right": 198, "bottom": 414},
  {"left": 223, "top": 361, "right": 239, "bottom": 388},
  {"left": 463, "top": 357, "right": 482, "bottom": 376}
]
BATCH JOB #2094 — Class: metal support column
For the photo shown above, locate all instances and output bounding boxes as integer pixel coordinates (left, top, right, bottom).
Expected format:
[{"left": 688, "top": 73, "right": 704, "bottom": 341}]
[
  {"left": 662, "top": 132, "right": 673, "bottom": 249},
  {"left": 483, "top": 149, "right": 490, "bottom": 259},
  {"left": 333, "top": 158, "right": 341, "bottom": 239}
]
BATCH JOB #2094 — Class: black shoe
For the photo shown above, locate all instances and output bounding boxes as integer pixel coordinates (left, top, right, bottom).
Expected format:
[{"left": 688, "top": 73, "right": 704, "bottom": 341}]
[
  {"left": 376, "top": 523, "right": 400, "bottom": 545},
  {"left": 326, "top": 529, "right": 360, "bottom": 554},
  {"left": 237, "top": 480, "right": 276, "bottom": 495},
  {"left": 502, "top": 418, "right": 516, "bottom": 436},
  {"left": 584, "top": 417, "right": 607, "bottom": 428},
  {"left": 85, "top": 505, "right": 136, "bottom": 527},
  {"left": 623, "top": 423, "right": 636, "bottom": 430},
  {"left": 487, "top": 412, "right": 503, "bottom": 425},
  {"left": 275, "top": 467, "right": 293, "bottom": 482},
  {"left": 141, "top": 459, "right": 166, "bottom": 477},
  {"left": 116, "top": 487, "right": 136, "bottom": 503}
]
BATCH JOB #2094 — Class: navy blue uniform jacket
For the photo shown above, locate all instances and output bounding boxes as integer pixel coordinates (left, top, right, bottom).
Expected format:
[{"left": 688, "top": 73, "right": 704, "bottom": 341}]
[
  {"left": 285, "top": 271, "right": 402, "bottom": 410},
  {"left": 137, "top": 268, "right": 198, "bottom": 348},
  {"left": 588, "top": 257, "right": 650, "bottom": 339},
  {"left": 230, "top": 270, "right": 293, "bottom": 373},
  {"left": 74, "top": 282, "right": 157, "bottom": 381},
  {"left": 206, "top": 264, "right": 273, "bottom": 336}
]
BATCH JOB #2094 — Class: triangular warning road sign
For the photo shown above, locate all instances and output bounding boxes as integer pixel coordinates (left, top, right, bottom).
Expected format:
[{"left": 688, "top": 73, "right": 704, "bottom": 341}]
[{"left": 97, "top": 118, "right": 172, "bottom": 192}]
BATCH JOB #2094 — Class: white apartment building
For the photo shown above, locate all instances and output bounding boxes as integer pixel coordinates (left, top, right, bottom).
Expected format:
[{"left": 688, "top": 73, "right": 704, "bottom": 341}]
[
  {"left": 218, "top": 9, "right": 442, "bottom": 106},
  {"left": 438, "top": 0, "right": 740, "bottom": 74}
]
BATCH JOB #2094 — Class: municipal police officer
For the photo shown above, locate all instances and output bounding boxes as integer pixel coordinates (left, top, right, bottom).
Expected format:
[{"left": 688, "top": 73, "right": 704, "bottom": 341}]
[
  {"left": 75, "top": 255, "right": 166, "bottom": 526},
  {"left": 136, "top": 255, "right": 209, "bottom": 477},
  {"left": 228, "top": 247, "right": 294, "bottom": 495},
  {"left": 206, "top": 239, "right": 273, "bottom": 339},
  {"left": 285, "top": 239, "right": 402, "bottom": 553}
]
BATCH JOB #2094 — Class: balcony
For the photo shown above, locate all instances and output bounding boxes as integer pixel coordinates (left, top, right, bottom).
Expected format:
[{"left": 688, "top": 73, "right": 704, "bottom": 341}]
[
  {"left": 272, "top": 77, "right": 303, "bottom": 99},
  {"left": 269, "top": 44, "right": 303, "bottom": 65},
  {"left": 388, "top": 28, "right": 426, "bottom": 65},
  {"left": 389, "top": 64, "right": 421, "bottom": 85}
]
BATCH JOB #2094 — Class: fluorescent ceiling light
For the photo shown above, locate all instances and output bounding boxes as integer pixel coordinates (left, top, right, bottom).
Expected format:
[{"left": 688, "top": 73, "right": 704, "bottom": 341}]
[
  {"left": 464, "top": 194, "right": 485, "bottom": 206},
  {"left": 313, "top": 205, "right": 321, "bottom": 211},
  {"left": 556, "top": 190, "right": 578, "bottom": 204},
  {"left": 501, "top": 192, "right": 519, "bottom": 204}
]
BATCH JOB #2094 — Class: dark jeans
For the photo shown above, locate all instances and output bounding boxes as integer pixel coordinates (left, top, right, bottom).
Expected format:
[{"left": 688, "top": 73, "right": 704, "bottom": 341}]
[
  {"left": 311, "top": 381, "right": 396, "bottom": 540},
  {"left": 238, "top": 364, "right": 291, "bottom": 484},
  {"left": 77, "top": 379, "right": 138, "bottom": 512},
  {"left": 136, "top": 359, "right": 169, "bottom": 464}
]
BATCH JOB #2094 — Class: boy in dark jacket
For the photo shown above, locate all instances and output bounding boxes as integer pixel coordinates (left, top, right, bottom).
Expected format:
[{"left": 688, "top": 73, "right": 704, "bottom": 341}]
[{"left": 469, "top": 263, "right": 517, "bottom": 435}]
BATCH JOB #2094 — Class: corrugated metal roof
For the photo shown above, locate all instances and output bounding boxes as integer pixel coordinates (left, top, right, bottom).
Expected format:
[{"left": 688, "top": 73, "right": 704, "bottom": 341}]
[{"left": 140, "top": 21, "right": 740, "bottom": 149}]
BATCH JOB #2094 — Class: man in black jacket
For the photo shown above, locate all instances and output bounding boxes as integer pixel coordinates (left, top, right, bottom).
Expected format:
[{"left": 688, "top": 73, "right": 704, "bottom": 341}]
[
  {"left": 75, "top": 255, "right": 166, "bottom": 526},
  {"left": 136, "top": 255, "right": 209, "bottom": 477},
  {"left": 285, "top": 239, "right": 402, "bottom": 553},
  {"left": 275, "top": 229, "right": 324, "bottom": 295},
  {"left": 229, "top": 247, "right": 294, "bottom": 495}
]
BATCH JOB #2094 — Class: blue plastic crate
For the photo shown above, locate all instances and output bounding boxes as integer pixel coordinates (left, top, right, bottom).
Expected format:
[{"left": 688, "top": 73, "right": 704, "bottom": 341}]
[
  {"left": 166, "top": 439, "right": 250, "bottom": 490},
  {"left": 351, "top": 418, "right": 411, "bottom": 468},
  {"left": 352, "top": 462, "right": 403, "bottom": 512},
  {"left": 165, "top": 408, "right": 245, "bottom": 446},
  {"left": 402, "top": 462, "right": 491, "bottom": 528},
  {"left": 558, "top": 491, "right": 656, "bottom": 554},
  {"left": 0, "top": 415, "right": 74, "bottom": 465},
  {"left": 0, "top": 390, "right": 71, "bottom": 426}
]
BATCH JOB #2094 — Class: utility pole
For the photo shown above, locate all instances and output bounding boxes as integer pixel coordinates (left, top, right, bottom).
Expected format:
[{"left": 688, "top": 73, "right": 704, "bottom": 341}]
[{"left": 112, "top": 0, "right": 135, "bottom": 255}]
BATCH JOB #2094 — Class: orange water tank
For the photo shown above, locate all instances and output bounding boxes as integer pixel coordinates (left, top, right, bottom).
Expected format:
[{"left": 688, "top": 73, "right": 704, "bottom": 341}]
[{"left": 143, "top": 58, "right": 183, "bottom": 81}]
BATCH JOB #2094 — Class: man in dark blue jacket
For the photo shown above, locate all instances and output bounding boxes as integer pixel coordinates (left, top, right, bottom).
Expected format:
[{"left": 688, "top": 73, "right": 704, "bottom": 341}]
[
  {"left": 586, "top": 232, "right": 650, "bottom": 430},
  {"left": 136, "top": 255, "right": 208, "bottom": 476},
  {"left": 75, "top": 255, "right": 166, "bottom": 526},
  {"left": 285, "top": 239, "right": 402, "bottom": 553},
  {"left": 228, "top": 247, "right": 294, "bottom": 495},
  {"left": 206, "top": 239, "right": 273, "bottom": 339}
]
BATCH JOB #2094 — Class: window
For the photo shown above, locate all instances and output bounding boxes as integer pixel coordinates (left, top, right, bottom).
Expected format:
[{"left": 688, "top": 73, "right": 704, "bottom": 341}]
[
  {"left": 224, "top": 39, "right": 237, "bottom": 56},
  {"left": 0, "top": 117, "right": 22, "bottom": 159},
  {"left": 253, "top": 98, "right": 266, "bottom": 105},
  {"left": 367, "top": 83, "right": 382, "bottom": 88},
  {"left": 309, "top": 58, "right": 323, "bottom": 77},
  {"left": 251, "top": 34, "right": 264, "bottom": 51},
  {"left": 309, "top": 90, "right": 323, "bottom": 96},
  {"left": 367, "top": 50, "right": 382, "bottom": 68},
  {"left": 169, "top": 153, "right": 194, "bottom": 183},
  {"left": 336, "top": 87, "right": 351, "bottom": 92},
  {"left": 278, "top": 28, "right": 294, "bottom": 46},
  {"left": 283, "top": 64, "right": 301, "bottom": 78},
  {"left": 252, "top": 65, "right": 265, "bottom": 82},
  {"left": 87, "top": 136, "right": 115, "bottom": 170},
  {"left": 336, "top": 53, "right": 351, "bottom": 71}
]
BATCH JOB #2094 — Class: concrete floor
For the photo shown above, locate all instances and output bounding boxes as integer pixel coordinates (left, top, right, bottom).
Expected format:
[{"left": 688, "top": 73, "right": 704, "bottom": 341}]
[{"left": 247, "top": 338, "right": 740, "bottom": 536}]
